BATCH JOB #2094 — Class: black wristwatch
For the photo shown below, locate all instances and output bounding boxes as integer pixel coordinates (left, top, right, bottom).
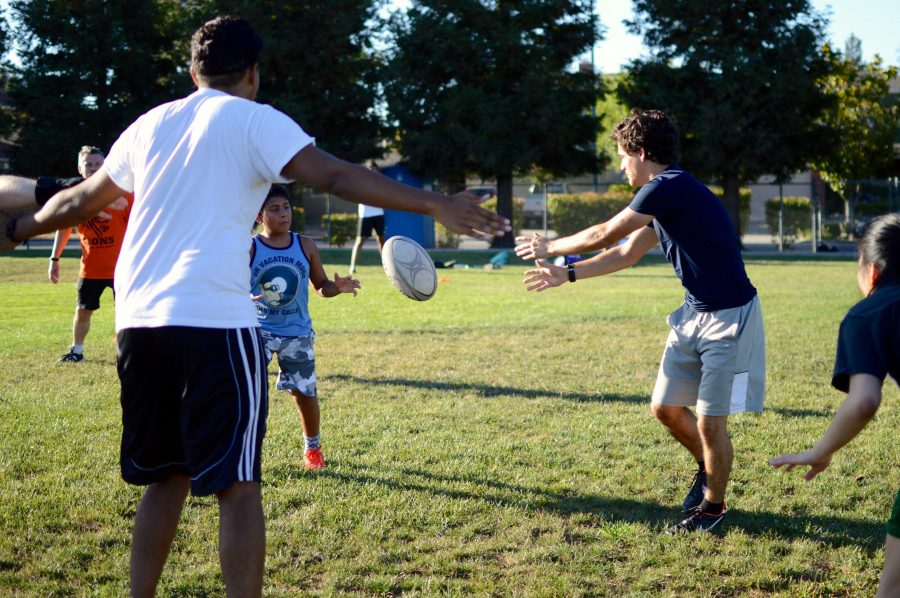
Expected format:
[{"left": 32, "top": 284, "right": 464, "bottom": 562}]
[{"left": 567, "top": 263, "right": 576, "bottom": 283}]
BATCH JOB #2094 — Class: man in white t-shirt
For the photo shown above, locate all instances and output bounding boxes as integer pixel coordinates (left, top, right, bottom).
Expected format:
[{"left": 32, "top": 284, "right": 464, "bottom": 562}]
[
  {"left": 349, "top": 202, "right": 385, "bottom": 274},
  {"left": 2, "top": 16, "right": 509, "bottom": 597}
]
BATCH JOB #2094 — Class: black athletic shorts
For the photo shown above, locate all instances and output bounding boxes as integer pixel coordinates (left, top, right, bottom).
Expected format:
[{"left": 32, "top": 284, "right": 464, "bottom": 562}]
[
  {"left": 357, "top": 215, "right": 385, "bottom": 239},
  {"left": 117, "top": 326, "right": 268, "bottom": 496},
  {"left": 76, "top": 277, "right": 114, "bottom": 311}
]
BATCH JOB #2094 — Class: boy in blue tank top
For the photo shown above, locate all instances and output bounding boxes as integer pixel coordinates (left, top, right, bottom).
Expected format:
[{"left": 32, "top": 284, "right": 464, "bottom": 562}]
[{"left": 251, "top": 185, "right": 360, "bottom": 470}]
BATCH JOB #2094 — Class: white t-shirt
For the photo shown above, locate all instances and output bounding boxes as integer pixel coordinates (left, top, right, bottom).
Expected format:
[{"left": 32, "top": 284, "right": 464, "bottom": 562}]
[
  {"left": 357, "top": 203, "right": 384, "bottom": 218},
  {"left": 104, "top": 87, "right": 314, "bottom": 331}
]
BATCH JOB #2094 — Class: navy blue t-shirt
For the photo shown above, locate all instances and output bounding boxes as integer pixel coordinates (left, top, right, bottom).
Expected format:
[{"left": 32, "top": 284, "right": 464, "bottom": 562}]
[
  {"left": 628, "top": 165, "right": 756, "bottom": 312},
  {"left": 832, "top": 284, "right": 900, "bottom": 393}
]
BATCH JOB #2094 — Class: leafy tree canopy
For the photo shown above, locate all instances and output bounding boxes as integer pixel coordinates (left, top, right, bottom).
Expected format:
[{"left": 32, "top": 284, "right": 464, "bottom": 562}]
[
  {"left": 620, "top": 0, "right": 835, "bottom": 237},
  {"left": 4, "top": 0, "right": 192, "bottom": 176},
  {"left": 200, "top": 0, "right": 386, "bottom": 163},
  {"left": 381, "top": 0, "right": 604, "bottom": 188},
  {"left": 812, "top": 42, "right": 899, "bottom": 198}
]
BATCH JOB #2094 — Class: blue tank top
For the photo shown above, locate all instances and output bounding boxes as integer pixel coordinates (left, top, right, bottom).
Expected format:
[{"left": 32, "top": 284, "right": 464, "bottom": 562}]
[{"left": 250, "top": 233, "right": 312, "bottom": 337}]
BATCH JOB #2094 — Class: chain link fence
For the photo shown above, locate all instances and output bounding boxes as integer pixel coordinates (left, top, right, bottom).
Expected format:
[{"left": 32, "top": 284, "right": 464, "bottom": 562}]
[{"left": 755, "top": 177, "right": 900, "bottom": 251}]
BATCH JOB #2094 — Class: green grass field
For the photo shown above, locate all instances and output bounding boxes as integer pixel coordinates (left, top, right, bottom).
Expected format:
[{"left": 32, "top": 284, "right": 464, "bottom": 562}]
[{"left": 0, "top": 250, "right": 897, "bottom": 596}]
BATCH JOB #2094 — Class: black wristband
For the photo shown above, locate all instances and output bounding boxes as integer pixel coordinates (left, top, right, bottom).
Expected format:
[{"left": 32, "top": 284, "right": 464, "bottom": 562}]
[
  {"left": 50, "top": 257, "right": 60, "bottom": 262},
  {"left": 567, "top": 263, "right": 576, "bottom": 283},
  {"left": 5, "top": 217, "right": 20, "bottom": 244},
  {"left": 34, "top": 176, "right": 84, "bottom": 206}
]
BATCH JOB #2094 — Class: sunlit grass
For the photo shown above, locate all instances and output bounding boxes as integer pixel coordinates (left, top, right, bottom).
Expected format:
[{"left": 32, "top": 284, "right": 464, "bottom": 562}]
[{"left": 0, "top": 250, "right": 895, "bottom": 596}]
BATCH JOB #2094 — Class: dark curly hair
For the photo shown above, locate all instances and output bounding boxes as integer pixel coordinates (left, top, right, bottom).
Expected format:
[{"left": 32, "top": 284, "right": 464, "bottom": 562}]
[
  {"left": 859, "top": 213, "right": 900, "bottom": 292},
  {"left": 611, "top": 109, "right": 679, "bottom": 165},
  {"left": 259, "top": 184, "right": 292, "bottom": 213},
  {"left": 190, "top": 16, "right": 263, "bottom": 87}
]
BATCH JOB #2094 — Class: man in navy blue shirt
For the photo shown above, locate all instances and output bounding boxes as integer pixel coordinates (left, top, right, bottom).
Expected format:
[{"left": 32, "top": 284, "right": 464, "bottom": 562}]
[{"left": 516, "top": 109, "right": 765, "bottom": 533}]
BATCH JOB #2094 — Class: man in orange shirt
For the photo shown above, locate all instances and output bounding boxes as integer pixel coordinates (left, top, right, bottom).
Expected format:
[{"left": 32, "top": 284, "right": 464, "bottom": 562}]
[{"left": 49, "top": 146, "right": 132, "bottom": 362}]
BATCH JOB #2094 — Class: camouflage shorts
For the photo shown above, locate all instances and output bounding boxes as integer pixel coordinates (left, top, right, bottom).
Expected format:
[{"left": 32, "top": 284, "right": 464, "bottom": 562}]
[{"left": 260, "top": 330, "right": 317, "bottom": 397}]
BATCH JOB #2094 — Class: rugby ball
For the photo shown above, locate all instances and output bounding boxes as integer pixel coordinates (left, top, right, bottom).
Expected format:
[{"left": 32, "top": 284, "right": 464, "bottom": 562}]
[{"left": 382, "top": 235, "right": 437, "bottom": 301}]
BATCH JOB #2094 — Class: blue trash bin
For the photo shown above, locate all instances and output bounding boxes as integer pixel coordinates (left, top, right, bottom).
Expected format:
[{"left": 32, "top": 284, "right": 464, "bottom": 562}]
[{"left": 380, "top": 164, "right": 435, "bottom": 248}]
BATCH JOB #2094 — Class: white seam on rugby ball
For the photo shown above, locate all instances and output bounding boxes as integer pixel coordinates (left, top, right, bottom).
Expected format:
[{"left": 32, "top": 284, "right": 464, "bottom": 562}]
[{"left": 381, "top": 235, "right": 438, "bottom": 301}]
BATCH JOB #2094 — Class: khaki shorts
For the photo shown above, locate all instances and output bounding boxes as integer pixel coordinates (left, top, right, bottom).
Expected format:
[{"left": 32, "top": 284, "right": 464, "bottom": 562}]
[{"left": 651, "top": 296, "right": 765, "bottom": 416}]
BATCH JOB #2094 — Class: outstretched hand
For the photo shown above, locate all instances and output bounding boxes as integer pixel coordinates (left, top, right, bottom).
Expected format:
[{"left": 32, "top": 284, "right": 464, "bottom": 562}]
[
  {"left": 769, "top": 450, "right": 833, "bottom": 481},
  {"left": 522, "top": 259, "right": 567, "bottom": 292},
  {"left": 0, "top": 194, "right": 129, "bottom": 253},
  {"left": 431, "top": 192, "right": 510, "bottom": 241},
  {"left": 515, "top": 233, "right": 550, "bottom": 260},
  {"left": 97, "top": 195, "right": 130, "bottom": 220},
  {"left": 334, "top": 272, "right": 361, "bottom": 296}
]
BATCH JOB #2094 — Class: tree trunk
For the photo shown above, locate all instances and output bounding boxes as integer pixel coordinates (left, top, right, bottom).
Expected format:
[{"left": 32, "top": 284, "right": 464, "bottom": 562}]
[
  {"left": 722, "top": 174, "right": 742, "bottom": 246},
  {"left": 491, "top": 172, "right": 514, "bottom": 248}
]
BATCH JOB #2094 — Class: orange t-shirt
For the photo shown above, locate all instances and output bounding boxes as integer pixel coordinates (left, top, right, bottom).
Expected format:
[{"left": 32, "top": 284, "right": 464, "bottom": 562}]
[{"left": 77, "top": 193, "right": 133, "bottom": 279}]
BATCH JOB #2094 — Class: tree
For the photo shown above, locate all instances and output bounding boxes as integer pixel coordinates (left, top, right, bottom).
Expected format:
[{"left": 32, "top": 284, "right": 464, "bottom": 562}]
[
  {"left": 381, "top": 0, "right": 604, "bottom": 247},
  {"left": 812, "top": 42, "right": 899, "bottom": 224},
  {"left": 596, "top": 73, "right": 630, "bottom": 167},
  {"left": 619, "top": 0, "right": 834, "bottom": 240},
  {"left": 844, "top": 33, "right": 863, "bottom": 65},
  {"left": 199, "top": 0, "right": 385, "bottom": 163},
  {"left": 4, "top": 0, "right": 192, "bottom": 176}
]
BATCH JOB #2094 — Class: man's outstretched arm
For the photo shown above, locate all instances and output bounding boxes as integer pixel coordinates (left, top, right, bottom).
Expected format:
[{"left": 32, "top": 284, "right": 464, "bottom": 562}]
[
  {"left": 0, "top": 176, "right": 43, "bottom": 210},
  {"left": 523, "top": 225, "right": 659, "bottom": 292},
  {"left": 281, "top": 145, "right": 510, "bottom": 241},
  {"left": 3, "top": 171, "right": 127, "bottom": 251},
  {"left": 515, "top": 207, "right": 654, "bottom": 260}
]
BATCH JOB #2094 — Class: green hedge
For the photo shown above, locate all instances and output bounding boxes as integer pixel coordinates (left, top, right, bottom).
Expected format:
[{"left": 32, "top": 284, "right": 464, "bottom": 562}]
[
  {"left": 543, "top": 186, "right": 751, "bottom": 238},
  {"left": 606, "top": 183, "right": 638, "bottom": 195},
  {"left": 764, "top": 196, "right": 811, "bottom": 248},
  {"left": 547, "top": 191, "right": 632, "bottom": 237},
  {"left": 709, "top": 187, "right": 752, "bottom": 233},
  {"left": 436, "top": 197, "right": 523, "bottom": 248},
  {"left": 291, "top": 206, "right": 304, "bottom": 232},
  {"left": 322, "top": 213, "right": 357, "bottom": 247},
  {"left": 856, "top": 200, "right": 890, "bottom": 217}
]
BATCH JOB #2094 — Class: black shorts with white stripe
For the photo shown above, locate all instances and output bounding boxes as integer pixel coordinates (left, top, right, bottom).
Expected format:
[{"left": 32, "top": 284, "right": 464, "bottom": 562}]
[{"left": 117, "top": 326, "right": 268, "bottom": 496}]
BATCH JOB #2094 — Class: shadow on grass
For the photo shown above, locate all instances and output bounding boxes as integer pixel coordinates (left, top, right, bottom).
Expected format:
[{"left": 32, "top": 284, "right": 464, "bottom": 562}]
[
  {"left": 275, "top": 460, "right": 885, "bottom": 551},
  {"left": 328, "top": 374, "right": 645, "bottom": 405},
  {"left": 331, "top": 375, "right": 834, "bottom": 417},
  {"left": 767, "top": 406, "right": 832, "bottom": 418}
]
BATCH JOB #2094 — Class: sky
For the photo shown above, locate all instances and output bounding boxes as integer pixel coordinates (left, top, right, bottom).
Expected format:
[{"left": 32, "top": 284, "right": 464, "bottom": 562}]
[
  {"left": 594, "top": 0, "right": 900, "bottom": 73},
  {"left": 389, "top": 0, "right": 899, "bottom": 73}
]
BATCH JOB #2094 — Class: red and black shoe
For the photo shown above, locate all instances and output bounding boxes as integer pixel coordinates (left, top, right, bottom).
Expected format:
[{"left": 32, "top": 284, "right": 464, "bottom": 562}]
[{"left": 666, "top": 502, "right": 727, "bottom": 534}]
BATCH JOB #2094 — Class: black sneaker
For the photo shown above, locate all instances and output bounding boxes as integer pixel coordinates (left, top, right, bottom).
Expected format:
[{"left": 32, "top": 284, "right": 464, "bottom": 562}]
[
  {"left": 58, "top": 350, "right": 84, "bottom": 363},
  {"left": 682, "top": 469, "right": 707, "bottom": 512},
  {"left": 666, "top": 503, "right": 727, "bottom": 534}
]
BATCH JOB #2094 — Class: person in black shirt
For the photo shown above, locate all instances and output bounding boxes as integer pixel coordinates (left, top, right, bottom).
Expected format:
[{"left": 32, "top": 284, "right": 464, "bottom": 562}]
[
  {"left": 516, "top": 109, "right": 765, "bottom": 533},
  {"left": 771, "top": 213, "right": 900, "bottom": 597}
]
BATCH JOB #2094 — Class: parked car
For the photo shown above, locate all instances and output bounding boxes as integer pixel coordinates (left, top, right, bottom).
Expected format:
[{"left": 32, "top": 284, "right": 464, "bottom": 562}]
[
  {"left": 523, "top": 183, "right": 569, "bottom": 228},
  {"left": 465, "top": 185, "right": 497, "bottom": 200}
]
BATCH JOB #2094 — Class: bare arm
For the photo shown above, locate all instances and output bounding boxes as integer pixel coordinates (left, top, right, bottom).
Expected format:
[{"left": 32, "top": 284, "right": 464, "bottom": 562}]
[
  {"left": 0, "top": 176, "right": 40, "bottom": 210},
  {"left": 5, "top": 171, "right": 127, "bottom": 247},
  {"left": 515, "top": 207, "right": 654, "bottom": 260},
  {"left": 572, "top": 225, "right": 659, "bottom": 279},
  {"left": 281, "top": 146, "right": 510, "bottom": 240},
  {"left": 48, "top": 227, "right": 74, "bottom": 284},
  {"left": 303, "top": 236, "right": 360, "bottom": 298},
  {"left": 769, "top": 374, "right": 882, "bottom": 480},
  {"left": 523, "top": 226, "right": 658, "bottom": 292}
]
